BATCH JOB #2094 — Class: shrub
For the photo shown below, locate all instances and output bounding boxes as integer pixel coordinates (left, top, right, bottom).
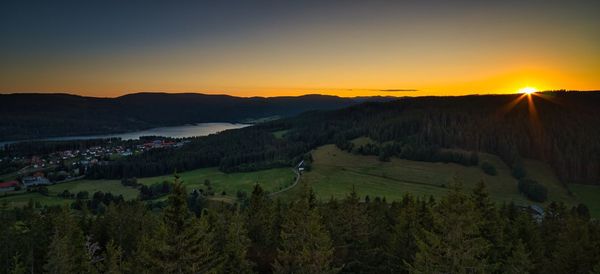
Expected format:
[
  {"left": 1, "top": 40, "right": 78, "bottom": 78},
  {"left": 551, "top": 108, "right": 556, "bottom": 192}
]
[
  {"left": 518, "top": 179, "right": 548, "bottom": 202},
  {"left": 121, "top": 177, "right": 139, "bottom": 187},
  {"left": 469, "top": 152, "right": 480, "bottom": 166},
  {"left": 512, "top": 165, "right": 527, "bottom": 179},
  {"left": 76, "top": 191, "right": 89, "bottom": 200},
  {"left": 481, "top": 162, "right": 497, "bottom": 176}
]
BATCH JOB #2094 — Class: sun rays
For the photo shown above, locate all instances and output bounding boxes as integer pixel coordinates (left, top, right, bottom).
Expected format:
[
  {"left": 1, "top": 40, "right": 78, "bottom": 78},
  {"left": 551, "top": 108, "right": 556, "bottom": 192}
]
[
  {"left": 500, "top": 89, "right": 559, "bottom": 139},
  {"left": 518, "top": 87, "right": 538, "bottom": 95}
]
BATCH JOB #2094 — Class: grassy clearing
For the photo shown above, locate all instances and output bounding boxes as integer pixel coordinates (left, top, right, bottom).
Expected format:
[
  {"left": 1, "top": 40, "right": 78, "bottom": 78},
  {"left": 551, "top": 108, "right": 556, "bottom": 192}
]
[
  {"left": 350, "top": 137, "right": 375, "bottom": 146},
  {"left": 0, "top": 167, "right": 296, "bottom": 207},
  {"left": 47, "top": 180, "right": 140, "bottom": 200},
  {"left": 137, "top": 167, "right": 296, "bottom": 195},
  {"left": 298, "top": 144, "right": 580, "bottom": 207},
  {"left": 0, "top": 192, "right": 69, "bottom": 207},
  {"left": 272, "top": 129, "right": 290, "bottom": 139},
  {"left": 521, "top": 159, "right": 578, "bottom": 205}
]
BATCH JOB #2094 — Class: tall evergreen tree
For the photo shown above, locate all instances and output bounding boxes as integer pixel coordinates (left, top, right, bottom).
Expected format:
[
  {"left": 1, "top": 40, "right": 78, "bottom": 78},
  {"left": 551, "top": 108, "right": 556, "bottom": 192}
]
[
  {"left": 246, "top": 184, "right": 277, "bottom": 272},
  {"left": 502, "top": 239, "right": 532, "bottom": 274},
  {"left": 546, "top": 215, "right": 596, "bottom": 274},
  {"left": 337, "top": 187, "right": 370, "bottom": 273},
  {"left": 104, "top": 240, "right": 123, "bottom": 274},
  {"left": 44, "top": 206, "right": 90, "bottom": 273},
  {"left": 155, "top": 175, "right": 217, "bottom": 273},
  {"left": 9, "top": 254, "right": 26, "bottom": 274},
  {"left": 388, "top": 194, "right": 421, "bottom": 273},
  {"left": 215, "top": 209, "right": 254, "bottom": 274},
  {"left": 273, "top": 183, "right": 337, "bottom": 274},
  {"left": 471, "top": 181, "right": 506, "bottom": 271},
  {"left": 409, "top": 182, "right": 490, "bottom": 273}
]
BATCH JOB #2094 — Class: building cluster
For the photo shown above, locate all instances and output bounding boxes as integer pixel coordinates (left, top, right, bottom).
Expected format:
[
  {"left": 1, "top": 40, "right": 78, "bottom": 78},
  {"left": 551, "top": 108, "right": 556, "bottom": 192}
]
[
  {"left": 0, "top": 171, "right": 50, "bottom": 192},
  {"left": 0, "top": 139, "right": 191, "bottom": 193}
]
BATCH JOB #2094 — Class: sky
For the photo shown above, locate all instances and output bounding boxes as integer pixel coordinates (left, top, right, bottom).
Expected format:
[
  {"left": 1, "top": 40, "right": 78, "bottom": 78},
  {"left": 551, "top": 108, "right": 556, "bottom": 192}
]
[{"left": 1, "top": 0, "right": 599, "bottom": 98}]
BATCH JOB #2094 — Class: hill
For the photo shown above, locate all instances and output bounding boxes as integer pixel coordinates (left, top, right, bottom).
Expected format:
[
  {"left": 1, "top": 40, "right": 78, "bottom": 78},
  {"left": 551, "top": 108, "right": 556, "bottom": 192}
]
[
  {"left": 0, "top": 92, "right": 395, "bottom": 141},
  {"left": 293, "top": 144, "right": 577, "bottom": 206},
  {"left": 86, "top": 91, "right": 600, "bottom": 188}
]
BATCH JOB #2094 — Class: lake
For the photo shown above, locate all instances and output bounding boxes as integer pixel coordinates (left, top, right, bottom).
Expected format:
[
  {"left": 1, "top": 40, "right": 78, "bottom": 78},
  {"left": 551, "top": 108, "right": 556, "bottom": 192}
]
[{"left": 1, "top": 123, "right": 250, "bottom": 147}]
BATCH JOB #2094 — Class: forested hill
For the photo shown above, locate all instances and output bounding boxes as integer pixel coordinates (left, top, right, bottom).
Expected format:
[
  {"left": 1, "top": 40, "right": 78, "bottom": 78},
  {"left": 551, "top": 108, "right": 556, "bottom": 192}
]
[
  {"left": 0, "top": 92, "right": 395, "bottom": 141},
  {"left": 88, "top": 91, "right": 600, "bottom": 186},
  {"left": 271, "top": 91, "right": 600, "bottom": 185}
]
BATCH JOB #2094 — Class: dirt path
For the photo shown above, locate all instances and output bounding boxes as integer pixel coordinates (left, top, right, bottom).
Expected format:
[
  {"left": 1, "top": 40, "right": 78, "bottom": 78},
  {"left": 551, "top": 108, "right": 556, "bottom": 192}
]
[{"left": 269, "top": 168, "right": 300, "bottom": 197}]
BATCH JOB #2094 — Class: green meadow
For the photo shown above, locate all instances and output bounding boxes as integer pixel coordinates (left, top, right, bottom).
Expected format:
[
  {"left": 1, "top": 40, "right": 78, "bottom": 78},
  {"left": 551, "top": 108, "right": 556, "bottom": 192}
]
[
  {"left": 1, "top": 167, "right": 296, "bottom": 206},
  {"left": 294, "top": 144, "right": 596, "bottom": 216},
  {"left": 2, "top": 144, "right": 598, "bottom": 218}
]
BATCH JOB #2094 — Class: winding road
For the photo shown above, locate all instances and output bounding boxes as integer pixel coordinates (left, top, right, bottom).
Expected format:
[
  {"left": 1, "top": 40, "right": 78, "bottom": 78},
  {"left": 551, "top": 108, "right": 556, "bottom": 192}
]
[{"left": 269, "top": 168, "right": 300, "bottom": 197}]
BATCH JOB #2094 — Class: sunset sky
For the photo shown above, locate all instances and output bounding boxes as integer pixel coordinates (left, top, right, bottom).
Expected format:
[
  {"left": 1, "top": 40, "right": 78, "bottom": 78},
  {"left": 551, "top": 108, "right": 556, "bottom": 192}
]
[{"left": 1, "top": 0, "right": 599, "bottom": 98}]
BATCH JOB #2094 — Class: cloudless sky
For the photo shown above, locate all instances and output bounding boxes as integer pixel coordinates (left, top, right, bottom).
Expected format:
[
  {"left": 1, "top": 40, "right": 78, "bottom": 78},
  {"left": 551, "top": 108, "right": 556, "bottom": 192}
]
[{"left": 1, "top": 0, "right": 599, "bottom": 97}]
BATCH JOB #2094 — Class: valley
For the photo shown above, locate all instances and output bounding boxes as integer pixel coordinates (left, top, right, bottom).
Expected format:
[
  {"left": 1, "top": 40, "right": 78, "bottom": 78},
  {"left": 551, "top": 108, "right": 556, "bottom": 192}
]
[{"left": 4, "top": 141, "right": 598, "bottom": 217}]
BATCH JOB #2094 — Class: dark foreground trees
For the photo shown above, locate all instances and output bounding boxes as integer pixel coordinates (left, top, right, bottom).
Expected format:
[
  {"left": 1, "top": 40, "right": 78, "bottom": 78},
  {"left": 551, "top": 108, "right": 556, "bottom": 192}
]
[{"left": 0, "top": 178, "right": 599, "bottom": 274}]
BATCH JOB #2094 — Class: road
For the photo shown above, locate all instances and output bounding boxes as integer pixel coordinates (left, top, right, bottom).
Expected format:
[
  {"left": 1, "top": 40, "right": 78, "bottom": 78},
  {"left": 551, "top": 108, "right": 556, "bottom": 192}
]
[{"left": 269, "top": 168, "right": 300, "bottom": 197}]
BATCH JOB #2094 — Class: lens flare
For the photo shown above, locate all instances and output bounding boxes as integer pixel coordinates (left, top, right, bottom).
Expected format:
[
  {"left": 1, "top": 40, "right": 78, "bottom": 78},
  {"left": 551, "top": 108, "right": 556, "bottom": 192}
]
[{"left": 518, "top": 87, "right": 538, "bottom": 95}]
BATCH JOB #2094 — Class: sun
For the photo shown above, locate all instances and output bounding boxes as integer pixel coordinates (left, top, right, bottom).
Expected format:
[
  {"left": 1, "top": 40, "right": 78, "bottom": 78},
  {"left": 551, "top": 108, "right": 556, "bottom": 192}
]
[{"left": 518, "top": 87, "right": 538, "bottom": 95}]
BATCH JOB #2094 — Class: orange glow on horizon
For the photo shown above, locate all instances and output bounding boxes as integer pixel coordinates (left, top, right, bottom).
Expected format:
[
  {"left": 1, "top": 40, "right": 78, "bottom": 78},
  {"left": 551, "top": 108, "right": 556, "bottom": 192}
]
[{"left": 518, "top": 87, "right": 538, "bottom": 95}]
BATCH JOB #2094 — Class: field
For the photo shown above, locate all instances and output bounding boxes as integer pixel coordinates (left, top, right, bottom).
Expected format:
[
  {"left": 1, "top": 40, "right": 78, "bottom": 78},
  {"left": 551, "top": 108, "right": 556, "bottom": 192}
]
[
  {"left": 0, "top": 192, "right": 70, "bottom": 207},
  {"left": 297, "top": 144, "right": 584, "bottom": 209},
  {"left": 272, "top": 129, "right": 290, "bottom": 139},
  {"left": 2, "top": 144, "right": 598, "bottom": 218},
  {"left": 0, "top": 167, "right": 296, "bottom": 206},
  {"left": 136, "top": 167, "right": 296, "bottom": 195},
  {"left": 48, "top": 180, "right": 140, "bottom": 200}
]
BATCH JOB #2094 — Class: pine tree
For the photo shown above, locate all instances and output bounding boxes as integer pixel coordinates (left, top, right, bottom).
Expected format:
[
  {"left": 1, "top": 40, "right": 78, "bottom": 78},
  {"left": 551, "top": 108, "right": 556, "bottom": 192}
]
[
  {"left": 409, "top": 182, "right": 490, "bottom": 273},
  {"left": 130, "top": 223, "right": 167, "bottom": 274},
  {"left": 215, "top": 209, "right": 254, "bottom": 274},
  {"left": 471, "top": 180, "right": 506, "bottom": 271},
  {"left": 364, "top": 196, "right": 392, "bottom": 273},
  {"left": 546, "top": 215, "right": 596, "bottom": 274},
  {"left": 44, "top": 206, "right": 90, "bottom": 274},
  {"left": 9, "top": 254, "right": 26, "bottom": 274},
  {"left": 154, "top": 175, "right": 217, "bottom": 273},
  {"left": 104, "top": 240, "right": 123, "bottom": 274},
  {"left": 273, "top": 184, "right": 337, "bottom": 274},
  {"left": 388, "top": 194, "right": 421, "bottom": 273},
  {"left": 246, "top": 184, "right": 277, "bottom": 272},
  {"left": 337, "top": 187, "right": 370, "bottom": 273},
  {"left": 505, "top": 208, "right": 544, "bottom": 270},
  {"left": 502, "top": 240, "right": 532, "bottom": 274}
]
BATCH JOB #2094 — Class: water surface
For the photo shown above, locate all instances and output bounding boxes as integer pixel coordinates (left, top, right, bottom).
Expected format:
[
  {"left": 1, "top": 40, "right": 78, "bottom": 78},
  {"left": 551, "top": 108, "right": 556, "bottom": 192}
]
[{"left": 1, "top": 123, "right": 250, "bottom": 147}]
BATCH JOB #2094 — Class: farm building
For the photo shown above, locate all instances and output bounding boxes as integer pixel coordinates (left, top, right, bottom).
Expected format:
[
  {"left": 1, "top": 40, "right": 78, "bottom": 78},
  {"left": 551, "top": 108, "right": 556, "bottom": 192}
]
[
  {"left": 22, "top": 176, "right": 50, "bottom": 187},
  {"left": 0, "top": 180, "right": 20, "bottom": 192}
]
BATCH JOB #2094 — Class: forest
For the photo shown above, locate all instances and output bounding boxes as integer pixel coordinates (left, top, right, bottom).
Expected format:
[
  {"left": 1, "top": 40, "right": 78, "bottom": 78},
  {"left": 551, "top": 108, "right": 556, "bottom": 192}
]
[
  {"left": 86, "top": 91, "right": 600, "bottom": 186},
  {"left": 0, "top": 93, "right": 392, "bottom": 141},
  {"left": 1, "top": 175, "right": 599, "bottom": 274}
]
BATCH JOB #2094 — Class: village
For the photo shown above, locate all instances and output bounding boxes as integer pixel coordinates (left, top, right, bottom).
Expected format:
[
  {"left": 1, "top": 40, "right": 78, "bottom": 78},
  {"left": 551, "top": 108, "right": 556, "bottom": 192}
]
[{"left": 0, "top": 138, "right": 190, "bottom": 193}]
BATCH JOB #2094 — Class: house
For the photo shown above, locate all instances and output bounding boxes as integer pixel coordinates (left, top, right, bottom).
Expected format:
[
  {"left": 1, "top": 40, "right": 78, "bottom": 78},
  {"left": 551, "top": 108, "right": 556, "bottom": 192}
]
[
  {"left": 22, "top": 175, "right": 50, "bottom": 187},
  {"left": 297, "top": 160, "right": 305, "bottom": 172},
  {"left": 519, "top": 204, "right": 545, "bottom": 223},
  {"left": 530, "top": 205, "right": 545, "bottom": 221},
  {"left": 0, "top": 180, "right": 20, "bottom": 192}
]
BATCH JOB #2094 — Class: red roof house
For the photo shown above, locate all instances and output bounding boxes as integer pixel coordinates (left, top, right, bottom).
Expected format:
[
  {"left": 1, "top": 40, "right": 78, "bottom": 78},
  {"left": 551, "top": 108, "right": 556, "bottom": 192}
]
[{"left": 0, "top": 181, "right": 19, "bottom": 189}]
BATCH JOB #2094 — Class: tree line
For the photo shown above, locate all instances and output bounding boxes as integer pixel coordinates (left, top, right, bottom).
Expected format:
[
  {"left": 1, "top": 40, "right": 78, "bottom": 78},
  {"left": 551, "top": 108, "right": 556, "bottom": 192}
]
[{"left": 1, "top": 176, "right": 599, "bottom": 273}]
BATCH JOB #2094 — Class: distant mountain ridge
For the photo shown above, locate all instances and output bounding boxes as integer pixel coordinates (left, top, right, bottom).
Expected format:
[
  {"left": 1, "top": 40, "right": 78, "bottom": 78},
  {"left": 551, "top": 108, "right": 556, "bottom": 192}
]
[{"left": 0, "top": 92, "right": 396, "bottom": 141}]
